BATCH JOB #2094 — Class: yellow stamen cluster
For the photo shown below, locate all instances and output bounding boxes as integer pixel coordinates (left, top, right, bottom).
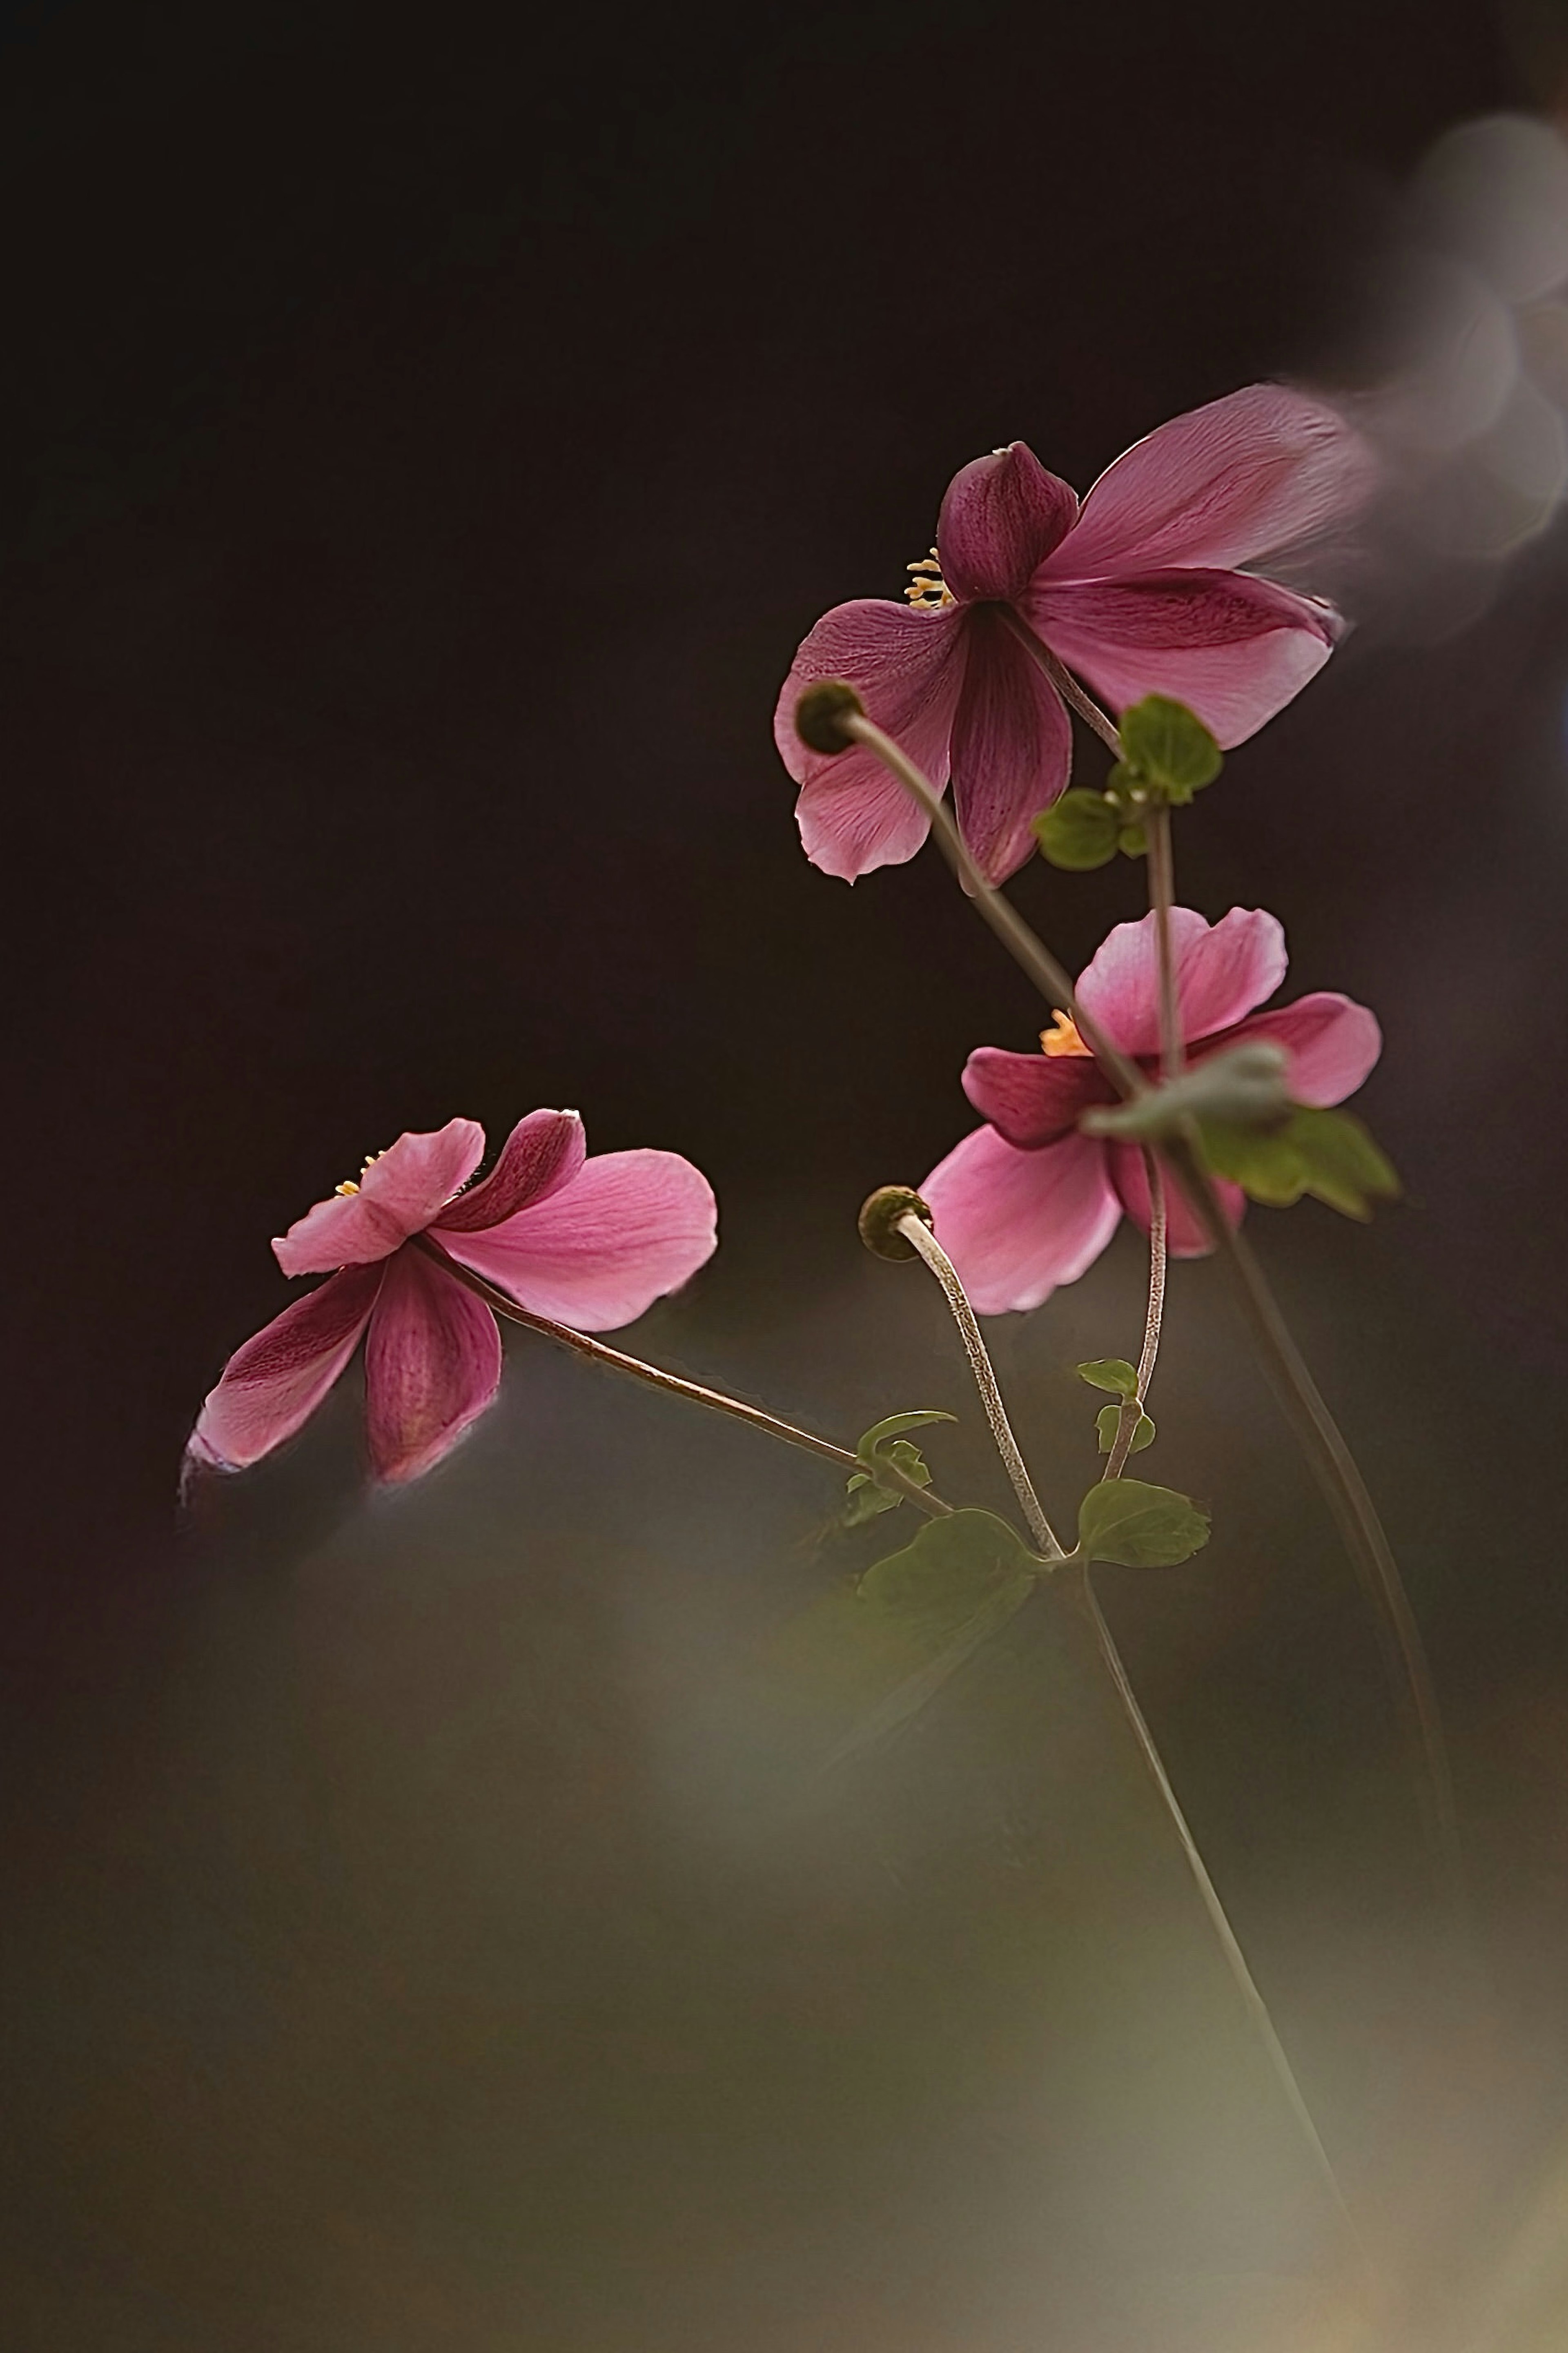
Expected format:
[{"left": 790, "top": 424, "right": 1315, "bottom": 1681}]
[
  {"left": 904, "top": 547, "right": 954, "bottom": 608},
  {"left": 334, "top": 1148, "right": 387, "bottom": 1198},
  {"left": 1041, "top": 1010, "right": 1091, "bottom": 1058}
]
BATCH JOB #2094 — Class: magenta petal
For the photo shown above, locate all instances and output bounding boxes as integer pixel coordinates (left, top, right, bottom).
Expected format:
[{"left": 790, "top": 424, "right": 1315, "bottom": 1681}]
[
  {"left": 1026, "top": 568, "right": 1337, "bottom": 747},
  {"left": 948, "top": 613, "right": 1073, "bottom": 883},
  {"left": 275, "top": 1117, "right": 486, "bottom": 1277},
  {"left": 440, "top": 1150, "right": 718, "bottom": 1330},
  {"left": 362, "top": 1248, "right": 501, "bottom": 1483},
  {"left": 936, "top": 443, "right": 1077, "bottom": 602},
  {"left": 1049, "top": 385, "right": 1376, "bottom": 577},
  {"left": 190, "top": 1262, "right": 384, "bottom": 1470},
  {"left": 919, "top": 1125, "right": 1122, "bottom": 1315},
  {"left": 435, "top": 1109, "right": 587, "bottom": 1232},
  {"left": 1110, "top": 1146, "right": 1245, "bottom": 1258},
  {"left": 1075, "top": 908, "right": 1287, "bottom": 1059},
  {"left": 773, "top": 599, "right": 966, "bottom": 880},
  {"left": 961, "top": 1045, "right": 1115, "bottom": 1148},
  {"left": 1226, "top": 993, "right": 1382, "bottom": 1107}
]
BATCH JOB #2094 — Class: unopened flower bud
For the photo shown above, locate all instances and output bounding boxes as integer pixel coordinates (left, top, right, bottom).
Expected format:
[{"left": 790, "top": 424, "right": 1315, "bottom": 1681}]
[
  {"left": 858, "top": 1184, "right": 934, "bottom": 1261},
  {"left": 795, "top": 679, "right": 866, "bottom": 755}
]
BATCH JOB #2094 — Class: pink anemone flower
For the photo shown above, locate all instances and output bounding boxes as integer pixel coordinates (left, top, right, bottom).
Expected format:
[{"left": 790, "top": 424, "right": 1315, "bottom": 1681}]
[
  {"left": 191, "top": 1110, "right": 718, "bottom": 1484},
  {"left": 920, "top": 908, "right": 1381, "bottom": 1315},
  {"left": 775, "top": 385, "right": 1374, "bottom": 885}
]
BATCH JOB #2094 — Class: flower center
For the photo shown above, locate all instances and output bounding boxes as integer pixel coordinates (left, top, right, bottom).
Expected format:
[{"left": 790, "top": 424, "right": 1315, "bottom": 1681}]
[
  {"left": 904, "top": 546, "right": 954, "bottom": 608},
  {"left": 1040, "top": 1010, "right": 1091, "bottom": 1057},
  {"left": 334, "top": 1148, "right": 388, "bottom": 1197}
]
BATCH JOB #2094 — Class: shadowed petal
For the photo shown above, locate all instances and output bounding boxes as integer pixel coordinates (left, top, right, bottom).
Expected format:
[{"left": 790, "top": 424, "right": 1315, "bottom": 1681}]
[
  {"left": 937, "top": 442, "right": 1077, "bottom": 602},
  {"left": 774, "top": 599, "right": 966, "bottom": 880},
  {"left": 1048, "top": 385, "right": 1376, "bottom": 577},
  {"left": 1076, "top": 908, "right": 1287, "bottom": 1059},
  {"left": 275, "top": 1117, "right": 486, "bottom": 1276},
  {"left": 435, "top": 1109, "right": 587, "bottom": 1233},
  {"left": 1224, "top": 993, "right": 1382, "bottom": 1106},
  {"left": 962, "top": 1044, "right": 1115, "bottom": 1148},
  {"left": 190, "top": 1262, "right": 384, "bottom": 1470},
  {"left": 920, "top": 1125, "right": 1122, "bottom": 1315},
  {"left": 362, "top": 1247, "right": 501, "bottom": 1483},
  {"left": 949, "top": 611, "right": 1074, "bottom": 882},
  {"left": 1026, "top": 569, "right": 1337, "bottom": 746},
  {"left": 441, "top": 1150, "right": 718, "bottom": 1330},
  {"left": 1109, "top": 1145, "right": 1245, "bottom": 1257}
]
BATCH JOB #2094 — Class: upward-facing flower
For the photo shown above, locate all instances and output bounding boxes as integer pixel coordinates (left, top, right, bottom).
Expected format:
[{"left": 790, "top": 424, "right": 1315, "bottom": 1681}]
[
  {"left": 191, "top": 1110, "right": 718, "bottom": 1484},
  {"left": 775, "top": 386, "right": 1373, "bottom": 885}
]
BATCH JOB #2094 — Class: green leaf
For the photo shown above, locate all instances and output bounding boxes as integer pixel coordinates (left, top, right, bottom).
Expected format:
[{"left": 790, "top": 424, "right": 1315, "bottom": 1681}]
[
  {"left": 1198, "top": 1105, "right": 1401, "bottom": 1220},
  {"left": 858, "top": 1507, "right": 1040, "bottom": 1631},
  {"left": 1118, "top": 695, "right": 1223, "bottom": 796},
  {"left": 1077, "top": 1478, "right": 1209, "bottom": 1567},
  {"left": 1116, "top": 823, "right": 1147, "bottom": 858},
  {"left": 1096, "top": 1403, "right": 1155, "bottom": 1454},
  {"left": 1077, "top": 1357, "right": 1139, "bottom": 1398},
  {"left": 843, "top": 1427, "right": 942, "bottom": 1526},
  {"left": 1082, "top": 1042, "right": 1290, "bottom": 1143},
  {"left": 855, "top": 1409, "right": 956, "bottom": 1459},
  {"left": 1032, "top": 789, "right": 1119, "bottom": 871},
  {"left": 842, "top": 1472, "right": 900, "bottom": 1526}
]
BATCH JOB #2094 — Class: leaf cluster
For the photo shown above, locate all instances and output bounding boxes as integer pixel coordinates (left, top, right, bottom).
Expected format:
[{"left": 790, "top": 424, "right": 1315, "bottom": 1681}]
[{"left": 1033, "top": 696, "right": 1222, "bottom": 871}]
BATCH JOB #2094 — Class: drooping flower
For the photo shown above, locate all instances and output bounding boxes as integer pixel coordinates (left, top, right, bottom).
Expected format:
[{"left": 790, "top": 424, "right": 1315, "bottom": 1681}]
[
  {"left": 191, "top": 1110, "right": 718, "bottom": 1483},
  {"left": 775, "top": 386, "right": 1374, "bottom": 885},
  {"left": 920, "top": 908, "right": 1381, "bottom": 1315}
]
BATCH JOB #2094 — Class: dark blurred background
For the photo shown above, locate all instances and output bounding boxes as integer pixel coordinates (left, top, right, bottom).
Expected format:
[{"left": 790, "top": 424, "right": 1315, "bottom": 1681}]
[{"left": 6, "top": 0, "right": 1568, "bottom": 2346}]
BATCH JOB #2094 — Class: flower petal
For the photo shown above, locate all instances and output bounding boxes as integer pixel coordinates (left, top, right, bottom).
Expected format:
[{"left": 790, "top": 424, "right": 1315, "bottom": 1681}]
[
  {"left": 189, "top": 1263, "right": 384, "bottom": 1470},
  {"left": 1225, "top": 993, "right": 1382, "bottom": 1107},
  {"left": 274, "top": 1117, "right": 486, "bottom": 1277},
  {"left": 1109, "top": 1146, "right": 1245, "bottom": 1257},
  {"left": 961, "top": 1044, "right": 1116, "bottom": 1148},
  {"left": 1026, "top": 568, "right": 1337, "bottom": 747},
  {"left": 434, "top": 1109, "right": 586, "bottom": 1233},
  {"left": 1047, "top": 385, "right": 1376, "bottom": 578},
  {"left": 936, "top": 442, "right": 1077, "bottom": 602},
  {"left": 362, "top": 1247, "right": 501, "bottom": 1483},
  {"left": 919, "top": 1125, "right": 1122, "bottom": 1315},
  {"left": 1075, "top": 908, "right": 1287, "bottom": 1060},
  {"left": 773, "top": 599, "right": 966, "bottom": 880},
  {"left": 440, "top": 1150, "right": 718, "bottom": 1330},
  {"left": 948, "top": 612, "right": 1074, "bottom": 883}
]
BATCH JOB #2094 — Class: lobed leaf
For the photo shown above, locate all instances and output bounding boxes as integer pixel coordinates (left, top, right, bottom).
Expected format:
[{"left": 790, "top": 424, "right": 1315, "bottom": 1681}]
[{"left": 1077, "top": 1478, "right": 1209, "bottom": 1567}]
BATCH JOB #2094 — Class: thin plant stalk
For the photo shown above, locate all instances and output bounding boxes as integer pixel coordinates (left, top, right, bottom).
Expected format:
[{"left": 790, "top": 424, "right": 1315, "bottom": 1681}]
[
  {"left": 997, "top": 604, "right": 1125, "bottom": 757},
  {"left": 1145, "top": 803, "right": 1184, "bottom": 1079},
  {"left": 1103, "top": 1154, "right": 1167, "bottom": 1481}
]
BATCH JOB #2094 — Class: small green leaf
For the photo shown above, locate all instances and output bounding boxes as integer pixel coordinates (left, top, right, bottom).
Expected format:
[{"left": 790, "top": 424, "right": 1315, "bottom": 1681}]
[
  {"left": 855, "top": 1409, "right": 956, "bottom": 1459},
  {"left": 1077, "top": 1357, "right": 1140, "bottom": 1398},
  {"left": 1032, "top": 789, "right": 1119, "bottom": 871},
  {"left": 1198, "top": 1105, "right": 1400, "bottom": 1220},
  {"left": 843, "top": 1425, "right": 943, "bottom": 1526},
  {"left": 1096, "top": 1402, "right": 1155, "bottom": 1454},
  {"left": 1077, "top": 1478, "right": 1210, "bottom": 1567},
  {"left": 1082, "top": 1043, "right": 1290, "bottom": 1143},
  {"left": 1118, "top": 695, "right": 1223, "bottom": 795},
  {"left": 842, "top": 1472, "right": 900, "bottom": 1526},
  {"left": 1116, "top": 823, "right": 1148, "bottom": 858}
]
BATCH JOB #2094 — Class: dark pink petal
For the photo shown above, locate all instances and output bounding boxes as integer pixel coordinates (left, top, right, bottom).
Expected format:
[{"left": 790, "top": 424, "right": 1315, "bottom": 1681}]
[
  {"left": 275, "top": 1117, "right": 486, "bottom": 1277},
  {"left": 1075, "top": 908, "right": 1287, "bottom": 1059},
  {"left": 773, "top": 599, "right": 966, "bottom": 880},
  {"left": 1224, "top": 993, "right": 1382, "bottom": 1107},
  {"left": 961, "top": 1044, "right": 1116, "bottom": 1148},
  {"left": 1025, "top": 568, "right": 1337, "bottom": 747},
  {"left": 362, "top": 1247, "right": 501, "bottom": 1483},
  {"left": 1109, "top": 1145, "right": 1245, "bottom": 1258},
  {"left": 189, "top": 1262, "right": 384, "bottom": 1470},
  {"left": 936, "top": 442, "right": 1078, "bottom": 602},
  {"left": 948, "top": 611, "right": 1074, "bottom": 883},
  {"left": 434, "top": 1109, "right": 587, "bottom": 1233},
  {"left": 919, "top": 1125, "right": 1122, "bottom": 1315},
  {"left": 1047, "top": 385, "right": 1376, "bottom": 578},
  {"left": 441, "top": 1150, "right": 718, "bottom": 1330}
]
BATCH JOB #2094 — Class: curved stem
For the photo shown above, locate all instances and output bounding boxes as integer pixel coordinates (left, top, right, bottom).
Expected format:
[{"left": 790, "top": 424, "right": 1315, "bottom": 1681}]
[
  {"left": 998, "top": 606, "right": 1124, "bottom": 758},
  {"left": 1104, "top": 1155, "right": 1167, "bottom": 1481},
  {"left": 895, "top": 1212, "right": 1063, "bottom": 1558}
]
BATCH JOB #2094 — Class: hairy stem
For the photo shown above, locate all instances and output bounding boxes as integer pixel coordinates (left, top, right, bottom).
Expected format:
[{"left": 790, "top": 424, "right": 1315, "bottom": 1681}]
[
  {"left": 998, "top": 606, "right": 1124, "bottom": 757},
  {"left": 1103, "top": 1154, "right": 1167, "bottom": 1481},
  {"left": 1145, "top": 803, "right": 1184, "bottom": 1080}
]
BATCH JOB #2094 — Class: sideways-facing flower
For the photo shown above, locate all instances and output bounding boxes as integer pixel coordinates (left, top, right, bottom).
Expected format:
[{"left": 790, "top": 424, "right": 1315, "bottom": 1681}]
[
  {"left": 920, "top": 908, "right": 1381, "bottom": 1314},
  {"left": 191, "top": 1111, "right": 718, "bottom": 1483},
  {"left": 775, "top": 386, "right": 1373, "bottom": 885}
]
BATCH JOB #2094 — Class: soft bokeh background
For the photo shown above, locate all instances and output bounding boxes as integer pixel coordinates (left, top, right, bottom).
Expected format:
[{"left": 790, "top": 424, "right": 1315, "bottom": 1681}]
[{"left": 6, "top": 1, "right": 1568, "bottom": 2345}]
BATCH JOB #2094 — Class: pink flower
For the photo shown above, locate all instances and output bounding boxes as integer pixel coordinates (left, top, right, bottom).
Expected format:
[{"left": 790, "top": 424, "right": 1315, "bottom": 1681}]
[
  {"left": 775, "top": 386, "right": 1373, "bottom": 885},
  {"left": 191, "top": 1110, "right": 718, "bottom": 1484},
  {"left": 920, "top": 909, "right": 1381, "bottom": 1314}
]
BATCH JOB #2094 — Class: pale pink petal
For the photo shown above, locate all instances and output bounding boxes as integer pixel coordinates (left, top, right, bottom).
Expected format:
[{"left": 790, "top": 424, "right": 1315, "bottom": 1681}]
[
  {"left": 1045, "top": 385, "right": 1376, "bottom": 578},
  {"left": 434, "top": 1109, "right": 586, "bottom": 1233},
  {"left": 1110, "top": 1145, "right": 1245, "bottom": 1257},
  {"left": 919, "top": 1125, "right": 1122, "bottom": 1316},
  {"left": 440, "top": 1150, "right": 718, "bottom": 1330},
  {"left": 936, "top": 442, "right": 1077, "bottom": 602},
  {"left": 275, "top": 1117, "right": 486, "bottom": 1277},
  {"left": 189, "top": 1263, "right": 384, "bottom": 1470},
  {"left": 362, "top": 1247, "right": 501, "bottom": 1484},
  {"left": 961, "top": 1044, "right": 1115, "bottom": 1148},
  {"left": 774, "top": 598, "right": 967, "bottom": 880},
  {"left": 1026, "top": 569, "right": 1337, "bottom": 746},
  {"left": 948, "top": 613, "right": 1074, "bottom": 883},
  {"left": 1223, "top": 994, "right": 1382, "bottom": 1107},
  {"left": 1075, "top": 908, "right": 1287, "bottom": 1060}
]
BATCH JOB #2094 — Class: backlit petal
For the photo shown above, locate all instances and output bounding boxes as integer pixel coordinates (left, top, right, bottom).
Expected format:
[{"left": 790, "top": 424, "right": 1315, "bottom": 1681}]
[
  {"left": 275, "top": 1117, "right": 486, "bottom": 1276},
  {"left": 1226, "top": 993, "right": 1382, "bottom": 1107},
  {"left": 441, "top": 1150, "right": 718, "bottom": 1330},
  {"left": 362, "top": 1247, "right": 501, "bottom": 1484},
  {"left": 189, "top": 1262, "right": 384, "bottom": 1470},
  {"left": 1109, "top": 1145, "right": 1245, "bottom": 1257},
  {"left": 434, "top": 1109, "right": 587, "bottom": 1232},
  {"left": 1075, "top": 908, "right": 1287, "bottom": 1059},
  {"left": 919, "top": 1125, "right": 1122, "bottom": 1315},
  {"left": 936, "top": 442, "right": 1077, "bottom": 602},
  {"left": 961, "top": 1044, "right": 1115, "bottom": 1148},
  {"left": 948, "top": 612, "right": 1074, "bottom": 883}
]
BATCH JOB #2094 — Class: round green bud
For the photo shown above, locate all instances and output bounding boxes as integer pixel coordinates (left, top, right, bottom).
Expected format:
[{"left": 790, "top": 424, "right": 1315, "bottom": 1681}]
[
  {"left": 858, "top": 1184, "right": 934, "bottom": 1262},
  {"left": 794, "top": 679, "right": 865, "bottom": 756}
]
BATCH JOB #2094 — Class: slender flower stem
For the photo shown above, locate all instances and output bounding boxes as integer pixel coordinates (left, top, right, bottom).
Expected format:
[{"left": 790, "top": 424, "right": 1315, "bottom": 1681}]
[
  {"left": 1103, "top": 1154, "right": 1167, "bottom": 1481},
  {"left": 415, "top": 1235, "right": 952, "bottom": 1519},
  {"left": 1145, "top": 803, "right": 1184, "bottom": 1080},
  {"left": 998, "top": 606, "right": 1125, "bottom": 758},
  {"left": 895, "top": 1211, "right": 1063, "bottom": 1558}
]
